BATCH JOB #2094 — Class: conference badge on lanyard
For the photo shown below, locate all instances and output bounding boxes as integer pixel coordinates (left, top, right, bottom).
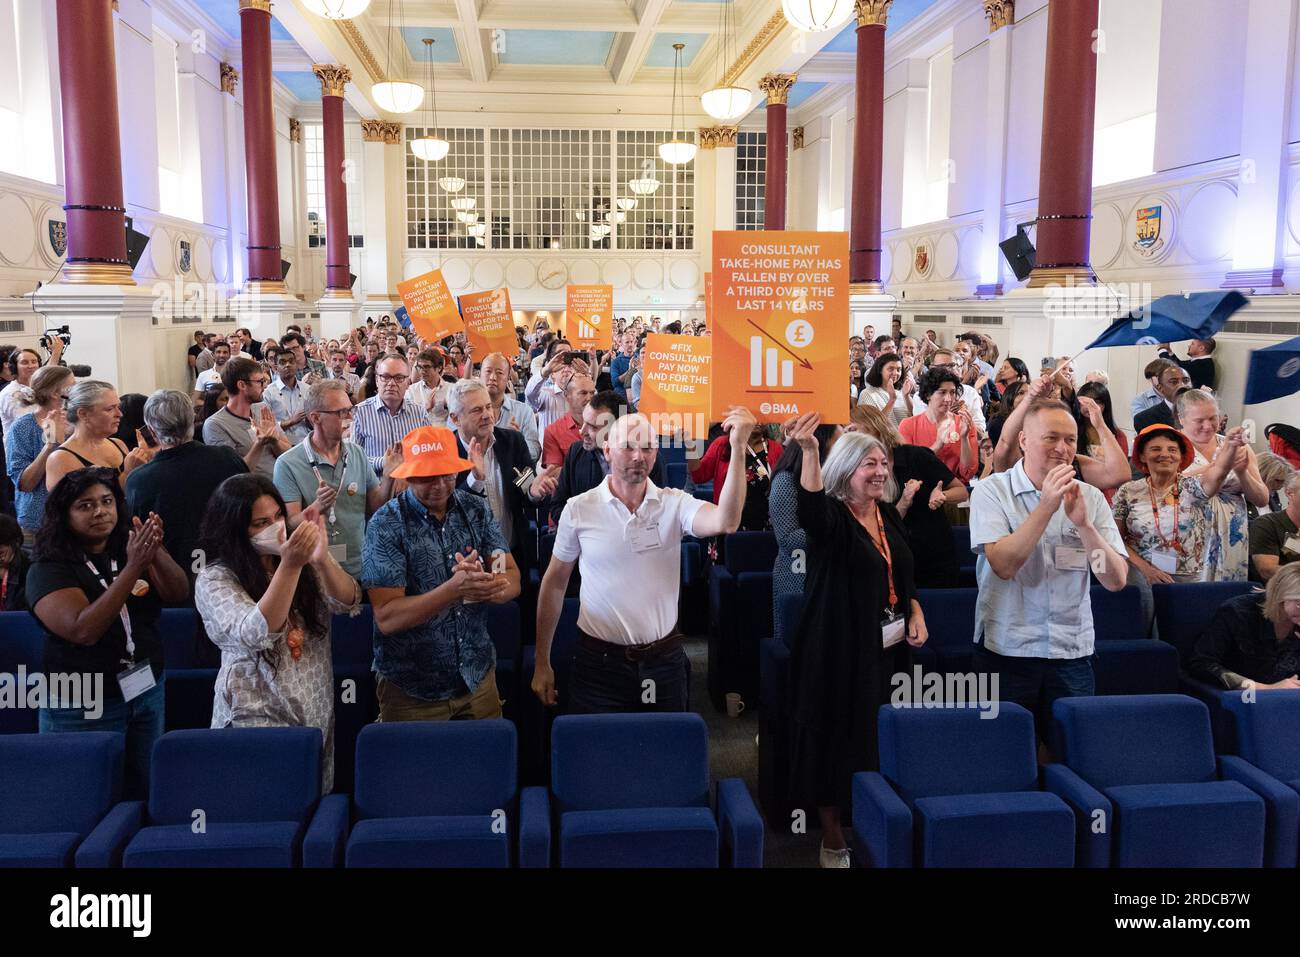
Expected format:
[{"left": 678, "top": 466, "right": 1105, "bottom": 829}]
[{"left": 85, "top": 557, "right": 156, "bottom": 703}]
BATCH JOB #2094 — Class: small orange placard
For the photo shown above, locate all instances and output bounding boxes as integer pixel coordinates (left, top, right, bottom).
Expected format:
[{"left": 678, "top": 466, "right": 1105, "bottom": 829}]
[
  {"left": 565, "top": 284, "right": 613, "bottom": 350},
  {"left": 460, "top": 287, "right": 518, "bottom": 358},
  {"left": 710, "top": 230, "right": 849, "bottom": 424},
  {"left": 396, "top": 269, "right": 464, "bottom": 342},
  {"left": 638, "top": 334, "right": 711, "bottom": 438}
]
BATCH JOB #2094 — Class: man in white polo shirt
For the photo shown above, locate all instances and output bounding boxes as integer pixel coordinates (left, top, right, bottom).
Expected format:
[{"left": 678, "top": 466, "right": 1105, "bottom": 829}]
[{"left": 532, "top": 407, "right": 756, "bottom": 713}]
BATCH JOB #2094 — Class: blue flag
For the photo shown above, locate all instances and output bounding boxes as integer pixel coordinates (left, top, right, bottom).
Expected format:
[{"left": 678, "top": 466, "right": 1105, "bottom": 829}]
[
  {"left": 1085, "top": 291, "right": 1248, "bottom": 350},
  {"left": 394, "top": 306, "right": 412, "bottom": 331},
  {"left": 1243, "top": 335, "right": 1300, "bottom": 406}
]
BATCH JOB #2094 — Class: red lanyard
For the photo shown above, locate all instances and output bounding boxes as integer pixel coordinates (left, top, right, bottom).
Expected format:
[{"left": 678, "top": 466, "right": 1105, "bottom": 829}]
[
  {"left": 864, "top": 506, "right": 898, "bottom": 609},
  {"left": 0, "top": 568, "right": 7, "bottom": 607},
  {"left": 1146, "top": 475, "right": 1183, "bottom": 554}
]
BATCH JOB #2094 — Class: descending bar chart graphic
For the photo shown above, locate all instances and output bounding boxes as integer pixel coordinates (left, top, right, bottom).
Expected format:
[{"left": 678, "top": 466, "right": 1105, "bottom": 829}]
[
  {"left": 578, "top": 319, "right": 598, "bottom": 340},
  {"left": 749, "top": 335, "right": 794, "bottom": 387}
]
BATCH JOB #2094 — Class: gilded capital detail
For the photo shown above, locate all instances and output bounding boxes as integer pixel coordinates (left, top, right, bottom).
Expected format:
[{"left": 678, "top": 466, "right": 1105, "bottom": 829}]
[
  {"left": 288, "top": 118, "right": 302, "bottom": 143},
  {"left": 220, "top": 62, "right": 238, "bottom": 96},
  {"left": 312, "top": 64, "right": 352, "bottom": 98},
  {"left": 758, "top": 73, "right": 797, "bottom": 106},
  {"left": 792, "top": 127, "right": 804, "bottom": 150},
  {"left": 362, "top": 120, "right": 403, "bottom": 144},
  {"left": 983, "top": 0, "right": 1014, "bottom": 31},
  {"left": 855, "top": 0, "right": 891, "bottom": 27},
  {"left": 239, "top": 0, "right": 273, "bottom": 13}
]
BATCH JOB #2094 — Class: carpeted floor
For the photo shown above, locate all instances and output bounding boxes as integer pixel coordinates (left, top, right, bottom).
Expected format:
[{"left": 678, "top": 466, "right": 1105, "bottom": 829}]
[{"left": 684, "top": 636, "right": 817, "bottom": 868}]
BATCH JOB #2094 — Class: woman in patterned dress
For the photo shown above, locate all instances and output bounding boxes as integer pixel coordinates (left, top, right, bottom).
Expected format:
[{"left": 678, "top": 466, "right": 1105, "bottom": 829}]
[
  {"left": 195, "top": 474, "right": 360, "bottom": 793},
  {"left": 1178, "top": 391, "right": 1269, "bottom": 582}
]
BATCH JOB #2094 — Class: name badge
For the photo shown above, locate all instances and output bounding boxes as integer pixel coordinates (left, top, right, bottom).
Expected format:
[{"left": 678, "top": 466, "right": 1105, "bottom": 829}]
[
  {"left": 1054, "top": 546, "right": 1088, "bottom": 572},
  {"left": 117, "top": 661, "right": 156, "bottom": 703},
  {"left": 1150, "top": 548, "right": 1179, "bottom": 574},
  {"left": 628, "top": 523, "right": 662, "bottom": 552},
  {"left": 1284, "top": 536, "right": 1300, "bottom": 556},
  {"left": 881, "top": 613, "right": 906, "bottom": 649},
  {"left": 327, "top": 543, "right": 348, "bottom": 564}
]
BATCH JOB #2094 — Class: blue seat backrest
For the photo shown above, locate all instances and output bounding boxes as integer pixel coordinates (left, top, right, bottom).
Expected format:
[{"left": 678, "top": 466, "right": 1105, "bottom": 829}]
[
  {"left": 775, "top": 593, "right": 805, "bottom": 650},
  {"left": 1152, "top": 581, "right": 1254, "bottom": 659},
  {"left": 487, "top": 601, "right": 520, "bottom": 661},
  {"left": 1053, "top": 694, "right": 1217, "bottom": 789},
  {"left": 666, "top": 462, "right": 689, "bottom": 490},
  {"left": 878, "top": 703, "right": 1038, "bottom": 800},
  {"left": 724, "top": 531, "right": 778, "bottom": 574},
  {"left": 0, "top": 611, "right": 45, "bottom": 672},
  {"left": 551, "top": 713, "right": 710, "bottom": 812},
  {"left": 354, "top": 720, "right": 517, "bottom": 820},
  {"left": 915, "top": 587, "right": 977, "bottom": 651},
  {"left": 148, "top": 727, "right": 321, "bottom": 825},
  {"left": 331, "top": 606, "right": 375, "bottom": 667},
  {"left": 950, "top": 525, "right": 973, "bottom": 565},
  {"left": 658, "top": 441, "right": 687, "bottom": 466},
  {"left": 1224, "top": 691, "right": 1300, "bottom": 782},
  {"left": 1090, "top": 585, "right": 1146, "bottom": 640},
  {"left": 0, "top": 732, "right": 122, "bottom": 835},
  {"left": 158, "top": 608, "right": 199, "bottom": 667}
]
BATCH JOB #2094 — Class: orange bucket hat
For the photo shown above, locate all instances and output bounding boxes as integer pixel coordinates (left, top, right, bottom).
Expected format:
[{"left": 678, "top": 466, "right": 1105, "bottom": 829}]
[
  {"left": 389, "top": 426, "right": 474, "bottom": 479},
  {"left": 1131, "top": 423, "right": 1194, "bottom": 474}
]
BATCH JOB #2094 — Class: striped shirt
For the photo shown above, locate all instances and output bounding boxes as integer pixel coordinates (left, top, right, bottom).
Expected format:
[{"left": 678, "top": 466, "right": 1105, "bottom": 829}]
[
  {"left": 524, "top": 373, "right": 568, "bottom": 433},
  {"left": 352, "top": 395, "right": 429, "bottom": 474}
]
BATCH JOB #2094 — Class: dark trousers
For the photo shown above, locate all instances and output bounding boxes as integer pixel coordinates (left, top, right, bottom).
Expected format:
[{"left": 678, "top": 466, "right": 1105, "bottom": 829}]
[
  {"left": 568, "top": 639, "right": 691, "bottom": 714},
  {"left": 971, "top": 644, "right": 1094, "bottom": 743}
]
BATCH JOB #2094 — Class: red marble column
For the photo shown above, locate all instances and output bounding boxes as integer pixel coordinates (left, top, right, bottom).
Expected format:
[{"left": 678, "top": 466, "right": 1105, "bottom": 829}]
[
  {"left": 240, "top": 0, "right": 284, "bottom": 292},
  {"left": 759, "top": 74, "right": 796, "bottom": 230},
  {"left": 849, "top": 1, "right": 888, "bottom": 287},
  {"left": 1026, "top": 0, "right": 1099, "bottom": 287},
  {"left": 54, "top": 0, "right": 132, "bottom": 284},
  {"left": 314, "top": 65, "right": 353, "bottom": 297}
]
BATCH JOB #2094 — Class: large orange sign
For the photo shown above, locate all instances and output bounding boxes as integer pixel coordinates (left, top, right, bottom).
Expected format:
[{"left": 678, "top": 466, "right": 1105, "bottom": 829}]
[
  {"left": 711, "top": 230, "right": 849, "bottom": 424},
  {"left": 565, "top": 284, "right": 613, "bottom": 350},
  {"left": 460, "top": 287, "right": 518, "bottom": 358},
  {"left": 638, "top": 334, "right": 711, "bottom": 438},
  {"left": 396, "top": 269, "right": 464, "bottom": 342}
]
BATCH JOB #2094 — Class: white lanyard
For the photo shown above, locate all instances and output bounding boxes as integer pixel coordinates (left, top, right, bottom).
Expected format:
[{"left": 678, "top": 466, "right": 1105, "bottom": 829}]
[
  {"left": 305, "top": 436, "right": 348, "bottom": 525},
  {"left": 83, "top": 556, "right": 135, "bottom": 659}
]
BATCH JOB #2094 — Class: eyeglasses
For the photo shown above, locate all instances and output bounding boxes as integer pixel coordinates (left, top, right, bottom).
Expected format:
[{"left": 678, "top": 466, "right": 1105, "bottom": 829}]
[
  {"left": 377, "top": 374, "right": 409, "bottom": 384},
  {"left": 316, "top": 408, "right": 354, "bottom": 420},
  {"left": 248, "top": 377, "right": 270, "bottom": 387}
]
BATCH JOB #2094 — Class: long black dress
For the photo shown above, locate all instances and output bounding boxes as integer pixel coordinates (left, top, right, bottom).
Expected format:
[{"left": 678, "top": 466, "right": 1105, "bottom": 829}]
[
  {"left": 788, "top": 485, "right": 917, "bottom": 814},
  {"left": 892, "top": 444, "right": 958, "bottom": 588}
]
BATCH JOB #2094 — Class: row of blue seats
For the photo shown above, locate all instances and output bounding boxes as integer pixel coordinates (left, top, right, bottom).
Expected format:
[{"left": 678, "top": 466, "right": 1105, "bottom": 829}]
[
  {"left": 757, "top": 580, "right": 1254, "bottom": 818},
  {"left": 854, "top": 692, "right": 1300, "bottom": 867},
  {"left": 0, "top": 714, "right": 763, "bottom": 868}
]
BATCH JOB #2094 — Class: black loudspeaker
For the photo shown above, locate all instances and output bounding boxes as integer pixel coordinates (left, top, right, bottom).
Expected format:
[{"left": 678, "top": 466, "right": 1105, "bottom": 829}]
[
  {"left": 281, "top": 259, "right": 292, "bottom": 281},
  {"left": 349, "top": 272, "right": 357, "bottom": 289},
  {"left": 123, "top": 217, "right": 150, "bottom": 270},
  {"left": 998, "top": 223, "right": 1036, "bottom": 282}
]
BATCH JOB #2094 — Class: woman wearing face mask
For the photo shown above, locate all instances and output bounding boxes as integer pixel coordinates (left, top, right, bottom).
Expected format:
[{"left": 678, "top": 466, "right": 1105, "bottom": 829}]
[
  {"left": 27, "top": 468, "right": 189, "bottom": 798},
  {"left": 1178, "top": 390, "right": 1269, "bottom": 582},
  {"left": 194, "top": 474, "right": 360, "bottom": 793},
  {"left": 899, "top": 367, "right": 978, "bottom": 482},
  {"left": 784, "top": 413, "right": 928, "bottom": 869}
]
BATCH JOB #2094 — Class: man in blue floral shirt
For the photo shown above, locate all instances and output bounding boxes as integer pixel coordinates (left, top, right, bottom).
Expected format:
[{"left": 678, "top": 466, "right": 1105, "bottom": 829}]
[{"left": 362, "top": 426, "right": 520, "bottom": 720}]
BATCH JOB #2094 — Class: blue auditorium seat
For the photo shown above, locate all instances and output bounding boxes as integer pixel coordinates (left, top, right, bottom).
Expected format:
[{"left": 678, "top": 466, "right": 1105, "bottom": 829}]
[
  {"left": 549, "top": 713, "right": 762, "bottom": 867},
  {"left": 116, "top": 728, "right": 333, "bottom": 867},
  {"left": 335, "top": 721, "right": 548, "bottom": 868},
  {"left": 757, "top": 591, "right": 803, "bottom": 818},
  {"left": 1045, "top": 695, "right": 1265, "bottom": 867},
  {"left": 0, "top": 733, "right": 124, "bottom": 867},
  {"left": 1219, "top": 691, "right": 1300, "bottom": 867},
  {"left": 330, "top": 607, "right": 378, "bottom": 795},
  {"left": 158, "top": 607, "right": 215, "bottom": 731},
  {"left": 488, "top": 601, "right": 522, "bottom": 724},
  {"left": 852, "top": 703, "right": 1074, "bottom": 867},
  {"left": 518, "top": 598, "right": 580, "bottom": 783},
  {"left": 1089, "top": 585, "right": 1179, "bottom": 695},
  {"left": 915, "top": 587, "right": 977, "bottom": 678},
  {"left": 0, "top": 611, "right": 43, "bottom": 734},
  {"left": 707, "top": 531, "right": 778, "bottom": 712},
  {"left": 665, "top": 461, "right": 689, "bottom": 490}
]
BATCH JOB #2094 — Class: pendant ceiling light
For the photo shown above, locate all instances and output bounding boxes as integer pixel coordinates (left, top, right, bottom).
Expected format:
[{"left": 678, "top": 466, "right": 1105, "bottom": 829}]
[
  {"left": 701, "top": 1, "right": 752, "bottom": 121},
  {"left": 781, "top": 0, "right": 855, "bottom": 33},
  {"left": 450, "top": 197, "right": 477, "bottom": 211},
  {"left": 590, "top": 224, "right": 611, "bottom": 241},
  {"left": 658, "top": 43, "right": 696, "bottom": 165},
  {"left": 616, "top": 197, "right": 638, "bottom": 211},
  {"left": 605, "top": 210, "right": 627, "bottom": 224},
  {"left": 628, "top": 177, "right": 661, "bottom": 195},
  {"left": 456, "top": 211, "right": 478, "bottom": 224},
  {"left": 467, "top": 223, "right": 487, "bottom": 238},
  {"left": 438, "top": 176, "right": 466, "bottom": 192},
  {"left": 371, "top": 0, "right": 423, "bottom": 113},
  {"left": 303, "top": 0, "right": 371, "bottom": 19},
  {"left": 410, "top": 38, "right": 450, "bottom": 162}
]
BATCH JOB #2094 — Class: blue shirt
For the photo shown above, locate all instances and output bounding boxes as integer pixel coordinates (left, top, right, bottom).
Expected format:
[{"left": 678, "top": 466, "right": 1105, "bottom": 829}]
[
  {"left": 264, "top": 377, "right": 311, "bottom": 442},
  {"left": 361, "top": 488, "right": 509, "bottom": 701},
  {"left": 5, "top": 412, "right": 49, "bottom": 531},
  {"left": 1129, "top": 387, "right": 1163, "bottom": 419},
  {"left": 969, "top": 460, "right": 1125, "bottom": 659},
  {"left": 352, "top": 395, "right": 430, "bottom": 475},
  {"left": 610, "top": 354, "right": 631, "bottom": 399}
]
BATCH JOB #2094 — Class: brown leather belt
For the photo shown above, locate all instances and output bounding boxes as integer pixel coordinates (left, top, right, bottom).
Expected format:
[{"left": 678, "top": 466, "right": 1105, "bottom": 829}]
[{"left": 577, "top": 628, "right": 684, "bottom": 662}]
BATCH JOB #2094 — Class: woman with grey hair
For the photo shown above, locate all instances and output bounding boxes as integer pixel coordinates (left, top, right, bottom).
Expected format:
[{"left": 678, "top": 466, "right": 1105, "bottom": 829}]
[
  {"left": 785, "top": 412, "right": 928, "bottom": 869},
  {"left": 45, "top": 380, "right": 153, "bottom": 492}
]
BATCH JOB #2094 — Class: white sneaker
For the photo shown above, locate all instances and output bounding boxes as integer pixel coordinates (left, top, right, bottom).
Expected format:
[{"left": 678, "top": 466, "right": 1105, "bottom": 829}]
[{"left": 819, "top": 844, "right": 851, "bottom": 868}]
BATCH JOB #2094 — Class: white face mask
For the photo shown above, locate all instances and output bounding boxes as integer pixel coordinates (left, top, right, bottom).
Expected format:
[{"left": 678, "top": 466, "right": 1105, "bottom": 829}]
[{"left": 250, "top": 520, "right": 285, "bottom": 556}]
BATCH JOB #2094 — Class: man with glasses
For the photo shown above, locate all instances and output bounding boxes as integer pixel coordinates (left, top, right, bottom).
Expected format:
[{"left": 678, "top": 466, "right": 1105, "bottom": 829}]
[
  {"left": 479, "top": 352, "right": 540, "bottom": 461},
  {"left": 352, "top": 354, "right": 430, "bottom": 476},
  {"left": 274, "top": 380, "right": 398, "bottom": 578},
  {"left": 281, "top": 332, "right": 325, "bottom": 379},
  {"left": 203, "top": 357, "right": 290, "bottom": 480},
  {"left": 406, "top": 349, "right": 449, "bottom": 426}
]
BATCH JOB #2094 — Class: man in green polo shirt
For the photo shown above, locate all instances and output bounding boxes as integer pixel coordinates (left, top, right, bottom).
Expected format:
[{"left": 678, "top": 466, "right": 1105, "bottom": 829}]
[
  {"left": 1251, "top": 472, "right": 1300, "bottom": 582},
  {"left": 274, "top": 380, "right": 401, "bottom": 577}
]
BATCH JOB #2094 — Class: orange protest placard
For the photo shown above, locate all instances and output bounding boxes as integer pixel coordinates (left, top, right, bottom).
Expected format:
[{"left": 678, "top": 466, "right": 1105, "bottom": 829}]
[
  {"left": 638, "top": 334, "right": 711, "bottom": 438},
  {"left": 459, "top": 287, "right": 517, "bottom": 357},
  {"left": 710, "top": 230, "right": 849, "bottom": 424},
  {"left": 396, "top": 269, "right": 464, "bottom": 342},
  {"left": 565, "top": 284, "right": 613, "bottom": 350}
]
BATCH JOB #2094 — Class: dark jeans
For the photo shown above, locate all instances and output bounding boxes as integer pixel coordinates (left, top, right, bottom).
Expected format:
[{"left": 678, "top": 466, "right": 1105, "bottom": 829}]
[
  {"left": 568, "top": 641, "right": 691, "bottom": 714},
  {"left": 971, "top": 645, "right": 1094, "bottom": 744},
  {"left": 39, "top": 679, "right": 166, "bottom": 801}
]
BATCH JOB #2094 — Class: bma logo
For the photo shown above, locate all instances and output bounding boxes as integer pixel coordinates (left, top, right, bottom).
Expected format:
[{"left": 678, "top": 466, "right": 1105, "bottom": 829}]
[
  {"left": 759, "top": 401, "right": 799, "bottom": 415},
  {"left": 411, "top": 442, "right": 444, "bottom": 455},
  {"left": 1278, "top": 357, "right": 1300, "bottom": 379},
  {"left": 1136, "top": 335, "right": 1160, "bottom": 346}
]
